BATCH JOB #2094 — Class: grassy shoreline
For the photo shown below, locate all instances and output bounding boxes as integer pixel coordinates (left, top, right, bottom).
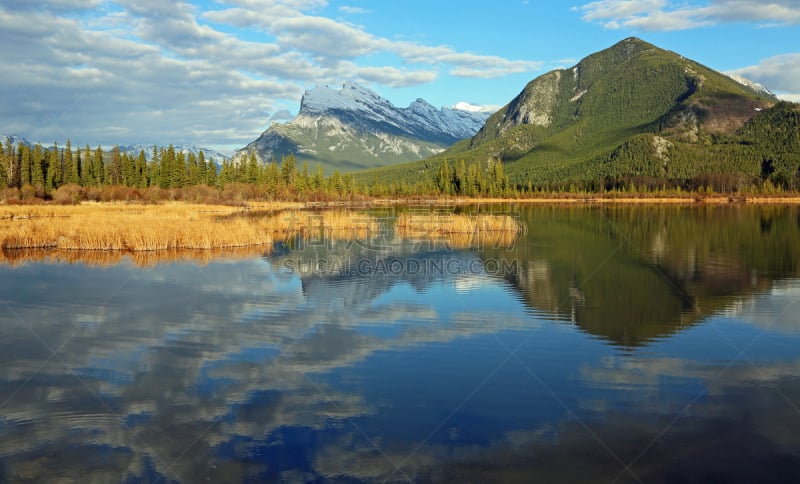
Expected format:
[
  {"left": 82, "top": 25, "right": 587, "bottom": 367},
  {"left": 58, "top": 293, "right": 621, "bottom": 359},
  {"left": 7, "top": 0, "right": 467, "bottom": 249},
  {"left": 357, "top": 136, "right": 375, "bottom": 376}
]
[
  {"left": 0, "top": 202, "right": 377, "bottom": 252},
  {"left": 0, "top": 195, "right": 792, "bottom": 260},
  {"left": 0, "top": 201, "right": 523, "bottom": 254}
]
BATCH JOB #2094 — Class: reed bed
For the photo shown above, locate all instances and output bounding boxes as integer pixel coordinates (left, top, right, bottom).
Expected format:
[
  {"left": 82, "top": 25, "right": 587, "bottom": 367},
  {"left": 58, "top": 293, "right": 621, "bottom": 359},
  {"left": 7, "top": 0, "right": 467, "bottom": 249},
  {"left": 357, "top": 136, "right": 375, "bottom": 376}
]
[
  {"left": 0, "top": 203, "right": 523, "bottom": 265},
  {"left": 0, "top": 203, "right": 379, "bottom": 255},
  {"left": 0, "top": 203, "right": 271, "bottom": 251},
  {"left": 395, "top": 212, "right": 523, "bottom": 248},
  {"left": 266, "top": 210, "right": 379, "bottom": 241}
]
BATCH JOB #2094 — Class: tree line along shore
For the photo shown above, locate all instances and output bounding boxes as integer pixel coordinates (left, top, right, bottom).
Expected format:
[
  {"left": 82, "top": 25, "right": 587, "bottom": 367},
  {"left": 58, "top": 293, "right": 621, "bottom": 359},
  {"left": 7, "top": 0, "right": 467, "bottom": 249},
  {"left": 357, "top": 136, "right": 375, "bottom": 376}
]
[{"left": 2, "top": 138, "right": 799, "bottom": 205}]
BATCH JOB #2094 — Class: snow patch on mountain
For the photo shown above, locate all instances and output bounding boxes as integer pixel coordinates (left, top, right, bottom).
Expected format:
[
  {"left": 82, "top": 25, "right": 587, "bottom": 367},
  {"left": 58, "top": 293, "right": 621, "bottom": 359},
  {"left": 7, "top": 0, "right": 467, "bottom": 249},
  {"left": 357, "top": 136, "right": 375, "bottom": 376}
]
[
  {"left": 294, "top": 83, "right": 490, "bottom": 144},
  {"left": 726, "top": 73, "right": 774, "bottom": 97},
  {"left": 1, "top": 134, "right": 34, "bottom": 147}
]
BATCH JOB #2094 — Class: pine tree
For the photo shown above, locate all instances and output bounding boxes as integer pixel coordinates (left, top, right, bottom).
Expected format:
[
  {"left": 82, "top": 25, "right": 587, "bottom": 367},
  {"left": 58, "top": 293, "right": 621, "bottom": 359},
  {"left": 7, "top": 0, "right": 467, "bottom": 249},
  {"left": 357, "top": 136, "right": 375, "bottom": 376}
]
[
  {"left": 7, "top": 142, "right": 22, "bottom": 188},
  {"left": 342, "top": 173, "right": 353, "bottom": 195},
  {"left": 136, "top": 150, "right": 148, "bottom": 188},
  {"left": 280, "top": 155, "right": 296, "bottom": 188},
  {"left": 312, "top": 164, "right": 324, "bottom": 191},
  {"left": 94, "top": 146, "right": 105, "bottom": 186},
  {"left": 265, "top": 160, "right": 280, "bottom": 194},
  {"left": 173, "top": 150, "right": 186, "bottom": 188},
  {"left": 1, "top": 138, "right": 12, "bottom": 187},
  {"left": 297, "top": 161, "right": 310, "bottom": 193},
  {"left": 197, "top": 151, "right": 207, "bottom": 185},
  {"left": 219, "top": 159, "right": 235, "bottom": 185},
  {"left": 148, "top": 146, "right": 160, "bottom": 188},
  {"left": 80, "top": 145, "right": 91, "bottom": 186},
  {"left": 204, "top": 155, "right": 218, "bottom": 187},
  {"left": 63, "top": 140, "right": 80, "bottom": 185},
  {"left": 62, "top": 140, "right": 72, "bottom": 184},
  {"left": 436, "top": 159, "right": 451, "bottom": 194},
  {"left": 72, "top": 147, "right": 82, "bottom": 186},
  {"left": 329, "top": 171, "right": 343, "bottom": 195},
  {"left": 107, "top": 146, "right": 122, "bottom": 185},
  {"left": 187, "top": 152, "right": 199, "bottom": 186},
  {"left": 120, "top": 150, "right": 133, "bottom": 186},
  {"left": 246, "top": 151, "right": 259, "bottom": 184},
  {"left": 0, "top": 142, "right": 7, "bottom": 187},
  {"left": 160, "top": 145, "right": 176, "bottom": 188},
  {"left": 45, "top": 146, "right": 61, "bottom": 192},
  {"left": 20, "top": 143, "right": 31, "bottom": 187}
]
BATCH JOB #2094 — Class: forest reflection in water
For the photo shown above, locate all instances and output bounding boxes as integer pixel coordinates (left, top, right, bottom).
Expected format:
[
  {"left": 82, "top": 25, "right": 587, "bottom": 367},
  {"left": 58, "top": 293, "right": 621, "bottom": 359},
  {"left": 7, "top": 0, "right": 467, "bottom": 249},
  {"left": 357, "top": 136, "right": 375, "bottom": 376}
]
[{"left": 0, "top": 204, "right": 798, "bottom": 483}]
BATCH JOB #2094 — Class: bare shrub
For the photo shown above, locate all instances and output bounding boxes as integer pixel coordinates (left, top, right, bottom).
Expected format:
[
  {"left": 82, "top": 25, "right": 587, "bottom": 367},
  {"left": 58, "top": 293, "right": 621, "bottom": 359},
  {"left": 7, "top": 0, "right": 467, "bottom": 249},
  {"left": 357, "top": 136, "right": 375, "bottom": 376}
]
[
  {"left": 0, "top": 187, "right": 21, "bottom": 203},
  {"left": 52, "top": 184, "right": 85, "bottom": 205},
  {"left": 20, "top": 184, "right": 38, "bottom": 201}
]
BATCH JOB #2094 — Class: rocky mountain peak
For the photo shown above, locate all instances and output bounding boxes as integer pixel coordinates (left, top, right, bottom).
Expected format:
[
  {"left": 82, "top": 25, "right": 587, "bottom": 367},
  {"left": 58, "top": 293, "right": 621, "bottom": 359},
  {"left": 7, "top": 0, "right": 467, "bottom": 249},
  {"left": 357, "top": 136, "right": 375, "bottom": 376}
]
[{"left": 237, "top": 83, "right": 491, "bottom": 173}]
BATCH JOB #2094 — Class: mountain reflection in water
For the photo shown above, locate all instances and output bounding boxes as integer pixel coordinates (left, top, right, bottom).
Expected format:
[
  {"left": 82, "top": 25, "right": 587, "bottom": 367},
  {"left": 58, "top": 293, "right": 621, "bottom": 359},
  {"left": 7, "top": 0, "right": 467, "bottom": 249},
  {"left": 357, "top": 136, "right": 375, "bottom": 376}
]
[{"left": 0, "top": 205, "right": 798, "bottom": 483}]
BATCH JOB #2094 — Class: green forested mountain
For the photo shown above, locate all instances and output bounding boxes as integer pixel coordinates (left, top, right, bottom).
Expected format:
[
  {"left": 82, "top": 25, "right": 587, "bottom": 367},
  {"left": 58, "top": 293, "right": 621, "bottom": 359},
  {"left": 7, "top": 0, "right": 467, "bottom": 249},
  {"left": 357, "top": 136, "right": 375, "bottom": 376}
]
[{"left": 356, "top": 38, "right": 800, "bottom": 193}]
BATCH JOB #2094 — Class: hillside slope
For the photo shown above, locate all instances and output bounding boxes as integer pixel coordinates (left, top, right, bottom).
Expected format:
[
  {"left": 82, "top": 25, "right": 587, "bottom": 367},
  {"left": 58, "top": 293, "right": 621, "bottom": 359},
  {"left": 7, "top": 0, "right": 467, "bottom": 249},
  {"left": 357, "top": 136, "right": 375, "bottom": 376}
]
[{"left": 357, "top": 38, "right": 797, "bottom": 191}]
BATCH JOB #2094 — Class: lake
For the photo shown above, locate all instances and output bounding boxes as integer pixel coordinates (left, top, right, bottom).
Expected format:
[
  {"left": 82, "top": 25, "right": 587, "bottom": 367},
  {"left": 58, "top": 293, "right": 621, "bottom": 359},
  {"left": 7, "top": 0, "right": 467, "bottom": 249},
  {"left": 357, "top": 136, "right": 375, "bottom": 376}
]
[{"left": 1, "top": 204, "right": 799, "bottom": 483}]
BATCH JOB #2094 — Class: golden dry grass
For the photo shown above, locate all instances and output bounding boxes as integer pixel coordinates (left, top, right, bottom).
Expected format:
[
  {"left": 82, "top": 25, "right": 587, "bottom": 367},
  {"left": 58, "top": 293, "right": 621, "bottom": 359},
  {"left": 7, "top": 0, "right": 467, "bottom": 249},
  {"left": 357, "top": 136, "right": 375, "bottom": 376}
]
[
  {"left": 0, "top": 203, "right": 274, "bottom": 251},
  {"left": 265, "top": 210, "right": 379, "bottom": 240},
  {"left": 395, "top": 212, "right": 523, "bottom": 248},
  {"left": 0, "top": 203, "right": 526, "bottom": 265},
  {"left": 0, "top": 246, "right": 268, "bottom": 268},
  {"left": 0, "top": 203, "right": 379, "bottom": 256}
]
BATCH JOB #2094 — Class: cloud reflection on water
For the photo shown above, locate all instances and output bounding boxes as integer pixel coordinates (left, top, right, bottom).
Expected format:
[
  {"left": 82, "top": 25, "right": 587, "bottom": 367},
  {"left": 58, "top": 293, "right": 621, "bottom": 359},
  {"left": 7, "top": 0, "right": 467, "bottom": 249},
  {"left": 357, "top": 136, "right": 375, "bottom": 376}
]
[{"left": 1, "top": 205, "right": 799, "bottom": 482}]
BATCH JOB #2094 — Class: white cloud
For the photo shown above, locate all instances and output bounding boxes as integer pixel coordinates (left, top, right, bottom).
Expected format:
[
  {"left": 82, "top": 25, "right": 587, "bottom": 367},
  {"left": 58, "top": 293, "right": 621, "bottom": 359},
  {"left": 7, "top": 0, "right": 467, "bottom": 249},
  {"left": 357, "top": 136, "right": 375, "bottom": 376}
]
[
  {"left": 731, "top": 53, "right": 800, "bottom": 100},
  {"left": 0, "top": 5, "right": 301, "bottom": 147},
  {"left": 269, "top": 109, "right": 295, "bottom": 122},
  {"left": 271, "top": 15, "right": 378, "bottom": 59},
  {"left": 0, "top": 0, "right": 539, "bottom": 148},
  {"left": 578, "top": 0, "right": 800, "bottom": 30},
  {"left": 339, "top": 5, "right": 369, "bottom": 15},
  {"left": 201, "top": 7, "right": 262, "bottom": 28},
  {"left": 390, "top": 42, "right": 542, "bottom": 78},
  {"left": 0, "top": 0, "right": 105, "bottom": 11},
  {"left": 449, "top": 65, "right": 535, "bottom": 79},
  {"left": 453, "top": 102, "right": 500, "bottom": 113},
  {"left": 340, "top": 63, "right": 439, "bottom": 87},
  {"left": 578, "top": 0, "right": 668, "bottom": 23}
]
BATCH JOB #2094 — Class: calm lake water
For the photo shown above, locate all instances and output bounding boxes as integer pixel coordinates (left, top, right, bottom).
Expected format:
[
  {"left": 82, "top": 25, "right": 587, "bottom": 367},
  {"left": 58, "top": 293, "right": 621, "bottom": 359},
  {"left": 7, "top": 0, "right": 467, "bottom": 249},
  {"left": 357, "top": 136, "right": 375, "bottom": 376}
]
[{"left": 1, "top": 205, "right": 800, "bottom": 483}]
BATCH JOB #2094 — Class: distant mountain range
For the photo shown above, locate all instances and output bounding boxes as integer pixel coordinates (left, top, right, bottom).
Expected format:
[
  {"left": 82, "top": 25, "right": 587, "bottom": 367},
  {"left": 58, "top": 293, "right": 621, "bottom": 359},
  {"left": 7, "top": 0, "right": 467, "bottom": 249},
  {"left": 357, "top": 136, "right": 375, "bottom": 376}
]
[
  {"left": 1, "top": 135, "right": 228, "bottom": 166},
  {"left": 235, "top": 82, "right": 491, "bottom": 173},
  {"left": 117, "top": 144, "right": 228, "bottom": 165},
  {"left": 357, "top": 37, "right": 799, "bottom": 189},
  {"left": 1, "top": 134, "right": 30, "bottom": 147}
]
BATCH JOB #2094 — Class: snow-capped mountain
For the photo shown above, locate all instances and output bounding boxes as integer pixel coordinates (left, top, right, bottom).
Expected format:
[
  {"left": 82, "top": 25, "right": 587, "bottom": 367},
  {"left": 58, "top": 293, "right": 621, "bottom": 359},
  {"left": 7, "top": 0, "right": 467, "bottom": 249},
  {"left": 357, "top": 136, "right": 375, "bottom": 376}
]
[
  {"left": 236, "top": 83, "right": 491, "bottom": 173},
  {"left": 296, "top": 83, "right": 488, "bottom": 144},
  {"left": 726, "top": 73, "right": 774, "bottom": 97},
  {"left": 1, "top": 134, "right": 33, "bottom": 147}
]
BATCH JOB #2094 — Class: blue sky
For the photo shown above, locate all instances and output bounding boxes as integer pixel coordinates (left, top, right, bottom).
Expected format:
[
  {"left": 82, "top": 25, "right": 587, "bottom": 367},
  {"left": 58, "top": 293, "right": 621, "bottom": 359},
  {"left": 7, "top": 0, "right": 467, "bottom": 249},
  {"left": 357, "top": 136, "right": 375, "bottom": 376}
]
[{"left": 1, "top": 0, "right": 798, "bottom": 154}]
